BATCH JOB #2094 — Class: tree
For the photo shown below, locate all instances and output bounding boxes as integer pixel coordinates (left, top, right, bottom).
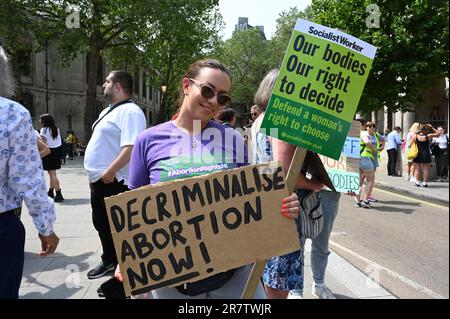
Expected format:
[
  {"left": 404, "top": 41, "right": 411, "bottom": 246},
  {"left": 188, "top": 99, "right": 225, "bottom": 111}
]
[
  {"left": 311, "top": 0, "right": 449, "bottom": 113},
  {"left": 269, "top": 5, "right": 313, "bottom": 68},
  {"left": 0, "top": 0, "right": 156, "bottom": 139},
  {"left": 0, "top": 0, "right": 222, "bottom": 138},
  {"left": 131, "top": 0, "right": 223, "bottom": 122},
  {"left": 214, "top": 28, "right": 272, "bottom": 108}
]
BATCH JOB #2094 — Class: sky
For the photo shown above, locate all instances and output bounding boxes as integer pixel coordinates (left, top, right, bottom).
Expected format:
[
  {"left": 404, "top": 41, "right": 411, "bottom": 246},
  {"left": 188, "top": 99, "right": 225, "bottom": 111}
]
[{"left": 218, "top": 0, "right": 312, "bottom": 40}]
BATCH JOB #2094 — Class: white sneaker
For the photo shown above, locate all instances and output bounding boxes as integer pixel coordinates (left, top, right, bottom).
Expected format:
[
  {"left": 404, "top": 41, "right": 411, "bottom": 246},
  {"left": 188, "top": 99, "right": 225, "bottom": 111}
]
[
  {"left": 409, "top": 177, "right": 416, "bottom": 183},
  {"left": 312, "top": 283, "right": 336, "bottom": 299},
  {"left": 287, "top": 290, "right": 303, "bottom": 299},
  {"left": 405, "top": 175, "right": 411, "bottom": 181}
]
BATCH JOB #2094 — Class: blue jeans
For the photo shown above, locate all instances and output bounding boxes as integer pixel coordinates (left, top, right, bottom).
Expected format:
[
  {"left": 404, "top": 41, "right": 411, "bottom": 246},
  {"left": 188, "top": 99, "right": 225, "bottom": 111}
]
[
  {"left": 291, "top": 191, "right": 340, "bottom": 294},
  {"left": 311, "top": 191, "right": 341, "bottom": 285}
]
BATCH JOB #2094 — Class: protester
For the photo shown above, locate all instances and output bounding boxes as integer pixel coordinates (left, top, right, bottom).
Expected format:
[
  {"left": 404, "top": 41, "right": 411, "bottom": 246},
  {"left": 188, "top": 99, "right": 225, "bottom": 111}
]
[
  {"left": 354, "top": 121, "right": 380, "bottom": 208},
  {"left": 404, "top": 122, "right": 420, "bottom": 182},
  {"left": 250, "top": 104, "right": 262, "bottom": 122},
  {"left": 412, "top": 124, "right": 440, "bottom": 187},
  {"left": 245, "top": 104, "right": 264, "bottom": 161},
  {"left": 14, "top": 133, "right": 52, "bottom": 218},
  {"left": 84, "top": 70, "right": 146, "bottom": 281},
  {"left": 66, "top": 129, "right": 78, "bottom": 160},
  {"left": 39, "top": 113, "right": 64, "bottom": 202},
  {"left": 308, "top": 190, "right": 341, "bottom": 299},
  {"left": 215, "top": 107, "right": 237, "bottom": 128},
  {"left": 249, "top": 69, "right": 324, "bottom": 299},
  {"left": 432, "top": 127, "right": 449, "bottom": 182},
  {"left": 0, "top": 45, "right": 59, "bottom": 299},
  {"left": 37, "top": 133, "right": 51, "bottom": 158},
  {"left": 386, "top": 126, "right": 403, "bottom": 176},
  {"left": 288, "top": 190, "right": 342, "bottom": 299},
  {"left": 114, "top": 59, "right": 301, "bottom": 299}
]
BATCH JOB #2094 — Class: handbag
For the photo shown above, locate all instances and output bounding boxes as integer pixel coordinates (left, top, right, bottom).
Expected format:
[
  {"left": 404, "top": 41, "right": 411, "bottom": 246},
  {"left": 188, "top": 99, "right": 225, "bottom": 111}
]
[
  {"left": 430, "top": 143, "right": 442, "bottom": 156},
  {"left": 296, "top": 189, "right": 323, "bottom": 239},
  {"left": 407, "top": 138, "right": 419, "bottom": 160}
]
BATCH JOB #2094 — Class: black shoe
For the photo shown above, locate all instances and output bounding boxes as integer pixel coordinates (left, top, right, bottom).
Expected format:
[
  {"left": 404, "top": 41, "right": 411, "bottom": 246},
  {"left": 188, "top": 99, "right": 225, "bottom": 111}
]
[
  {"left": 54, "top": 189, "right": 64, "bottom": 202},
  {"left": 48, "top": 188, "right": 54, "bottom": 198},
  {"left": 87, "top": 261, "right": 115, "bottom": 280},
  {"left": 97, "top": 286, "right": 104, "bottom": 298}
]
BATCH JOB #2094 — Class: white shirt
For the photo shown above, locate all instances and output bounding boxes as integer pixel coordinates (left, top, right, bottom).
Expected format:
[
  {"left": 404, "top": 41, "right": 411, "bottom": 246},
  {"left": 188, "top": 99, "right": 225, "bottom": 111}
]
[
  {"left": 0, "top": 97, "right": 55, "bottom": 235},
  {"left": 84, "top": 101, "right": 146, "bottom": 184},
  {"left": 433, "top": 134, "right": 448, "bottom": 149},
  {"left": 40, "top": 127, "right": 62, "bottom": 148}
]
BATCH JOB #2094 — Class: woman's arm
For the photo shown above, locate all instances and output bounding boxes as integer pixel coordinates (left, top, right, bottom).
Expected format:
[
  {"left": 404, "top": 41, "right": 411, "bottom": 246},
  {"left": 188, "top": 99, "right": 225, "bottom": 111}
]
[
  {"left": 426, "top": 125, "right": 440, "bottom": 139},
  {"left": 37, "top": 138, "right": 50, "bottom": 158},
  {"left": 272, "top": 137, "right": 324, "bottom": 191},
  {"left": 363, "top": 134, "right": 378, "bottom": 154}
]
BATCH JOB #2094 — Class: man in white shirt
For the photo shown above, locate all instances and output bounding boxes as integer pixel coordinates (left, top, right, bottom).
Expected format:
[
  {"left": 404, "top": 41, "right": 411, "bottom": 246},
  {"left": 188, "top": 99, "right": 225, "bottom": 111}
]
[{"left": 84, "top": 70, "right": 146, "bottom": 280}]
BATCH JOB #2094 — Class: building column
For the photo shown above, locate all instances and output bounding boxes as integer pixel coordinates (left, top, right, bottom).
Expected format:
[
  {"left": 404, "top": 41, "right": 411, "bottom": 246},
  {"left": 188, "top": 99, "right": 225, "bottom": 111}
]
[{"left": 403, "top": 111, "right": 415, "bottom": 137}]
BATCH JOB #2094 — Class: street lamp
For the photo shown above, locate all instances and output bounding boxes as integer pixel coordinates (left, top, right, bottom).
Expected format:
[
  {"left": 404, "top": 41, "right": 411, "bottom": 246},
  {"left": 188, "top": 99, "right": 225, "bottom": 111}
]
[{"left": 161, "top": 84, "right": 167, "bottom": 94}]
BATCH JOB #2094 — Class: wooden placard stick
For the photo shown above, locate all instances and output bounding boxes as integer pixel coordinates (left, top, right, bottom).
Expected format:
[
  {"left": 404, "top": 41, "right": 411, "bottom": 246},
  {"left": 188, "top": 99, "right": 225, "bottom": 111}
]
[{"left": 241, "top": 147, "right": 308, "bottom": 299}]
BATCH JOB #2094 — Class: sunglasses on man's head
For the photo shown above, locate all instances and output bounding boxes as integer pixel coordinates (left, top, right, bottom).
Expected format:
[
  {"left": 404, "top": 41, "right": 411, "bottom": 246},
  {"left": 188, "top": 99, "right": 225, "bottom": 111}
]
[{"left": 188, "top": 78, "right": 231, "bottom": 106}]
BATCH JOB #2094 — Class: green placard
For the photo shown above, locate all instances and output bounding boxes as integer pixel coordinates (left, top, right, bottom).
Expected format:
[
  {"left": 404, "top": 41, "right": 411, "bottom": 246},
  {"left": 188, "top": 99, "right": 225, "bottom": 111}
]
[{"left": 261, "top": 19, "right": 377, "bottom": 159}]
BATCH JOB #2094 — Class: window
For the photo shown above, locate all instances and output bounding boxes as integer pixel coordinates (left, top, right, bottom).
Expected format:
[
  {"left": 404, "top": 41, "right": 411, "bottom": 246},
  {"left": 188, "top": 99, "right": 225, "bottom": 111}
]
[
  {"left": 16, "top": 49, "right": 32, "bottom": 76},
  {"left": 21, "top": 92, "right": 34, "bottom": 117}
]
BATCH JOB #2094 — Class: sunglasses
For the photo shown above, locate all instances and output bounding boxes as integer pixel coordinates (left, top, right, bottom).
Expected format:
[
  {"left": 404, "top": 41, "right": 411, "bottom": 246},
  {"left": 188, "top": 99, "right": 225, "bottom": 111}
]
[
  {"left": 366, "top": 125, "right": 376, "bottom": 128},
  {"left": 251, "top": 112, "right": 259, "bottom": 117},
  {"left": 188, "top": 78, "right": 231, "bottom": 106}
]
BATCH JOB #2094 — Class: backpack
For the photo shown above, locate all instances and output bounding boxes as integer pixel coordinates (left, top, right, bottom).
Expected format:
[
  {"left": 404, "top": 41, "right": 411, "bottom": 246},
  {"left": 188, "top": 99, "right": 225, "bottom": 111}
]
[{"left": 175, "top": 268, "right": 236, "bottom": 296}]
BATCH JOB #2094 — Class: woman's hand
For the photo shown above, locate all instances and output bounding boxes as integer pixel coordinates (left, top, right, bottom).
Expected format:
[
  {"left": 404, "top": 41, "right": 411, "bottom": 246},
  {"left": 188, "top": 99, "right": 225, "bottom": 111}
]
[
  {"left": 281, "top": 192, "right": 300, "bottom": 219},
  {"left": 114, "top": 264, "right": 123, "bottom": 282}
]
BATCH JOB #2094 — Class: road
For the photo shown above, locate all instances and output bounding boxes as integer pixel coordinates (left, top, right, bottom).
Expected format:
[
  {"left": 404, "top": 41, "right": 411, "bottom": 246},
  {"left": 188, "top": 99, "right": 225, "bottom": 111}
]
[{"left": 330, "top": 188, "right": 449, "bottom": 299}]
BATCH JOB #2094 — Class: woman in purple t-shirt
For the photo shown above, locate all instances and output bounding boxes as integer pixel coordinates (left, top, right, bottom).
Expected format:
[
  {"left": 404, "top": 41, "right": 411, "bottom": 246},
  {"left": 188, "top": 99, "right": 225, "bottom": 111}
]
[{"left": 115, "top": 59, "right": 300, "bottom": 299}]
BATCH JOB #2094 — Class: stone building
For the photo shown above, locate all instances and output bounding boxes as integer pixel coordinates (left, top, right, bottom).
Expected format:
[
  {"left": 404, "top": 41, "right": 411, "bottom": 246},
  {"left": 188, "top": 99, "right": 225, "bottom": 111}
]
[
  {"left": 368, "top": 78, "right": 449, "bottom": 138},
  {"left": 16, "top": 40, "right": 162, "bottom": 141}
]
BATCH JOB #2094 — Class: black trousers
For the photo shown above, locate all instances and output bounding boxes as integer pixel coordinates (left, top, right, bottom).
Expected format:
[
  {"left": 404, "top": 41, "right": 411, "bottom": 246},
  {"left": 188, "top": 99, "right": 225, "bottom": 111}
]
[
  {"left": 0, "top": 210, "right": 25, "bottom": 299},
  {"left": 90, "top": 179, "right": 129, "bottom": 266},
  {"left": 68, "top": 144, "right": 74, "bottom": 158},
  {"left": 387, "top": 148, "right": 398, "bottom": 175}
]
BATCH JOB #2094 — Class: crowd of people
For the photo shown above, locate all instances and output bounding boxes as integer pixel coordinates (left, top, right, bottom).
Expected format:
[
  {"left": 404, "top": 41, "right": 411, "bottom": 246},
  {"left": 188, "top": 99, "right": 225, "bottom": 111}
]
[{"left": 1, "top": 41, "right": 447, "bottom": 300}]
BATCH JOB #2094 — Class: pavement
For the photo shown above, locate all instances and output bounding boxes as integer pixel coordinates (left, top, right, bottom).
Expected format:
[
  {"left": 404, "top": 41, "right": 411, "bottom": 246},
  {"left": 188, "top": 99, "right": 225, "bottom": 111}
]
[
  {"left": 374, "top": 171, "right": 449, "bottom": 207},
  {"left": 19, "top": 156, "right": 440, "bottom": 300},
  {"left": 375, "top": 152, "right": 449, "bottom": 206}
]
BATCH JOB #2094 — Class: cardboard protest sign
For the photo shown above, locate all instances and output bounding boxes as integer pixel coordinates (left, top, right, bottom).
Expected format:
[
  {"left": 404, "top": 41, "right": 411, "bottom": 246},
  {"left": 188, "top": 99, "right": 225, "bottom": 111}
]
[
  {"left": 105, "top": 163, "right": 300, "bottom": 296},
  {"left": 319, "top": 120, "right": 361, "bottom": 194},
  {"left": 261, "top": 18, "right": 377, "bottom": 159}
]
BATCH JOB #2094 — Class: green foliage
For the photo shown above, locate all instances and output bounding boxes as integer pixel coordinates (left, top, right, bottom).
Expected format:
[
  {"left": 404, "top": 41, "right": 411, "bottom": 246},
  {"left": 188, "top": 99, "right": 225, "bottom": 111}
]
[
  {"left": 269, "top": 5, "right": 313, "bottom": 68},
  {"left": 0, "top": 0, "right": 222, "bottom": 127},
  {"left": 312, "top": 0, "right": 449, "bottom": 113},
  {"left": 131, "top": 0, "right": 222, "bottom": 121},
  {"left": 213, "top": 28, "right": 273, "bottom": 106}
]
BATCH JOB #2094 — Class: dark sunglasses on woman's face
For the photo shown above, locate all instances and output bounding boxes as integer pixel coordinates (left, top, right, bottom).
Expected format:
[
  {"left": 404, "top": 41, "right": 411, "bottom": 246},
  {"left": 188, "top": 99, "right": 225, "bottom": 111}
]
[
  {"left": 366, "top": 125, "right": 376, "bottom": 128},
  {"left": 188, "top": 78, "right": 231, "bottom": 106}
]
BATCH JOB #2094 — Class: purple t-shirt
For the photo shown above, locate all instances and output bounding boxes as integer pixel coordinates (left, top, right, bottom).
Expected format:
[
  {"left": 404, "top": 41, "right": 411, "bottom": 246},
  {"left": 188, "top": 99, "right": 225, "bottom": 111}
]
[{"left": 128, "top": 120, "right": 248, "bottom": 189}]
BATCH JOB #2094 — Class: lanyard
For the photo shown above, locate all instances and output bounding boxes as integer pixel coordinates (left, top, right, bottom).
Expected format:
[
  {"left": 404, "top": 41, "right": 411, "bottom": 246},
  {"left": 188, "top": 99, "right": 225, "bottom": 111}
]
[{"left": 92, "top": 99, "right": 133, "bottom": 131}]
